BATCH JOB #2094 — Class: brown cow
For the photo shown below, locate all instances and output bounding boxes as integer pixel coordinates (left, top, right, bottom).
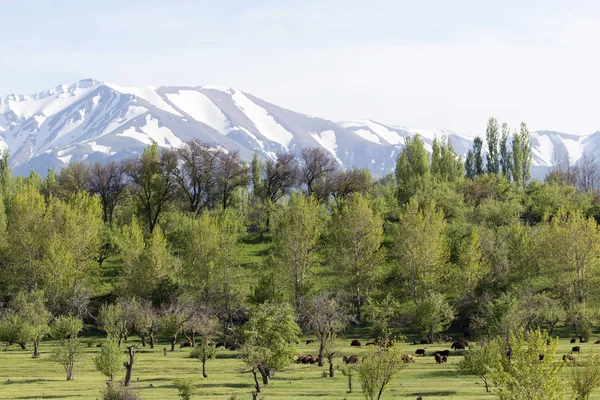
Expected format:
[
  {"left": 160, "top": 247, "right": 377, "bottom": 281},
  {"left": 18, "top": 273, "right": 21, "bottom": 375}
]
[
  {"left": 351, "top": 339, "right": 361, "bottom": 347},
  {"left": 434, "top": 353, "right": 442, "bottom": 364}
]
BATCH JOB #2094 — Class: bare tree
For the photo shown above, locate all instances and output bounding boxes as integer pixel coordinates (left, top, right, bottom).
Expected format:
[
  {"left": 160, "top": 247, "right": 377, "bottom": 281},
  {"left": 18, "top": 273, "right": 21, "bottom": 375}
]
[
  {"left": 576, "top": 154, "right": 600, "bottom": 193},
  {"left": 263, "top": 153, "right": 299, "bottom": 203},
  {"left": 215, "top": 150, "right": 249, "bottom": 210},
  {"left": 175, "top": 140, "right": 218, "bottom": 215},
  {"left": 300, "top": 148, "right": 338, "bottom": 201},
  {"left": 88, "top": 161, "right": 126, "bottom": 226},
  {"left": 331, "top": 168, "right": 372, "bottom": 201}
]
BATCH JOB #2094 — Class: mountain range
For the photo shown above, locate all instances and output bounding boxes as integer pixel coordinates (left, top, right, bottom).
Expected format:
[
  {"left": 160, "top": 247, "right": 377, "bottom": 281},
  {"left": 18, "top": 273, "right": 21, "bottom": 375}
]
[{"left": 0, "top": 79, "right": 597, "bottom": 178}]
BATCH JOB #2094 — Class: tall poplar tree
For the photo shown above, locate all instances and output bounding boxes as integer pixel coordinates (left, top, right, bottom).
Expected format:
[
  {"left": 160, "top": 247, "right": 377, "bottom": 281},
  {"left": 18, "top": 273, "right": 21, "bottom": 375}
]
[
  {"left": 473, "top": 136, "right": 484, "bottom": 176},
  {"left": 486, "top": 117, "right": 500, "bottom": 174},
  {"left": 500, "top": 122, "right": 512, "bottom": 180},
  {"left": 395, "top": 134, "right": 429, "bottom": 202}
]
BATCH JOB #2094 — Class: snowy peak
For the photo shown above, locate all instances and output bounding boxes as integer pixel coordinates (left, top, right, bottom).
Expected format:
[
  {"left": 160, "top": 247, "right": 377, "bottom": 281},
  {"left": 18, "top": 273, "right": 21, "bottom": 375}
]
[{"left": 0, "top": 79, "right": 598, "bottom": 178}]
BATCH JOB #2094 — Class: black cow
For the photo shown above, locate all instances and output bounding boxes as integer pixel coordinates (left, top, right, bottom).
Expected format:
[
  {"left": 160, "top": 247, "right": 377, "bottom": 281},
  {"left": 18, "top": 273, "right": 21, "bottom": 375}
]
[
  {"left": 572, "top": 346, "right": 581, "bottom": 354},
  {"left": 415, "top": 348, "right": 426, "bottom": 356}
]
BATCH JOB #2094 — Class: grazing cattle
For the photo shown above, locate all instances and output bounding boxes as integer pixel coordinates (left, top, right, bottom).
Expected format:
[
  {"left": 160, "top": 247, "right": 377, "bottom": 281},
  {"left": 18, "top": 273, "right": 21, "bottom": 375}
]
[
  {"left": 420, "top": 339, "right": 428, "bottom": 345},
  {"left": 595, "top": 340, "right": 600, "bottom": 344},
  {"left": 225, "top": 342, "right": 240, "bottom": 351},
  {"left": 572, "top": 346, "right": 581, "bottom": 354},
  {"left": 180, "top": 341, "right": 192, "bottom": 348},
  {"left": 415, "top": 348, "right": 426, "bottom": 356},
  {"left": 434, "top": 353, "right": 442, "bottom": 364},
  {"left": 306, "top": 339, "right": 315, "bottom": 345},
  {"left": 402, "top": 354, "right": 416, "bottom": 363},
  {"left": 365, "top": 341, "right": 376, "bottom": 346},
  {"left": 442, "top": 355, "right": 448, "bottom": 363},
  {"left": 347, "top": 355, "right": 359, "bottom": 364},
  {"left": 444, "top": 336, "right": 453, "bottom": 343},
  {"left": 438, "top": 350, "right": 450, "bottom": 357},
  {"left": 564, "top": 354, "right": 577, "bottom": 362},
  {"left": 215, "top": 341, "right": 226, "bottom": 349},
  {"left": 296, "top": 355, "right": 306, "bottom": 364},
  {"left": 570, "top": 338, "right": 577, "bottom": 344},
  {"left": 451, "top": 341, "right": 466, "bottom": 350},
  {"left": 351, "top": 339, "right": 361, "bottom": 347}
]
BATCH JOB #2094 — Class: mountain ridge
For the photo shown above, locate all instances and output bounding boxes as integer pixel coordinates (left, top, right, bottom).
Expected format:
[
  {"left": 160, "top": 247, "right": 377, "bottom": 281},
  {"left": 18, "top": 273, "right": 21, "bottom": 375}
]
[{"left": 0, "top": 79, "right": 595, "bottom": 177}]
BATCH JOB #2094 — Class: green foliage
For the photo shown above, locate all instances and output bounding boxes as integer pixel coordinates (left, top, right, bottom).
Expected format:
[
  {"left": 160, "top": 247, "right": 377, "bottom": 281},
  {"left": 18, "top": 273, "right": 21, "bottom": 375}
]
[
  {"left": 329, "top": 194, "right": 384, "bottom": 320},
  {"left": 94, "top": 340, "right": 123, "bottom": 382},
  {"left": 488, "top": 328, "right": 566, "bottom": 400},
  {"left": 571, "top": 352, "right": 600, "bottom": 400},
  {"left": 457, "top": 341, "right": 502, "bottom": 392},
  {"left": 486, "top": 117, "right": 500, "bottom": 174},
  {"left": 101, "top": 384, "right": 141, "bottom": 400},
  {"left": 473, "top": 136, "right": 484, "bottom": 176},
  {"left": 173, "top": 377, "right": 198, "bottom": 400},
  {"left": 50, "top": 316, "right": 85, "bottom": 381},
  {"left": 357, "top": 340, "right": 407, "bottom": 400},
  {"left": 395, "top": 134, "right": 429, "bottom": 202},
  {"left": 242, "top": 302, "right": 300, "bottom": 385},
  {"left": 411, "top": 292, "right": 455, "bottom": 343}
]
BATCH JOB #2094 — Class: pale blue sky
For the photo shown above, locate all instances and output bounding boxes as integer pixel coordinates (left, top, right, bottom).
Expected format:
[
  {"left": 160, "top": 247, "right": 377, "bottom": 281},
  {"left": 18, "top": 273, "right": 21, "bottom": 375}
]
[{"left": 1, "top": 0, "right": 600, "bottom": 135}]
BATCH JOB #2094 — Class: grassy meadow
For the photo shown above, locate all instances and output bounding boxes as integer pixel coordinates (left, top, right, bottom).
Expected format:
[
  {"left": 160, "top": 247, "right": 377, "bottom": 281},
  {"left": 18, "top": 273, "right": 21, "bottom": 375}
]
[{"left": 1, "top": 332, "right": 599, "bottom": 400}]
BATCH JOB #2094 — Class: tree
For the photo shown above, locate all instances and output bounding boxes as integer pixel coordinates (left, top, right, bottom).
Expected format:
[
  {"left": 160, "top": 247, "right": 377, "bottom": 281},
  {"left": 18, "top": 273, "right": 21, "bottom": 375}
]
[
  {"left": 129, "top": 298, "right": 158, "bottom": 348},
  {"left": 175, "top": 140, "right": 217, "bottom": 214},
  {"left": 262, "top": 153, "right": 299, "bottom": 203},
  {"left": 215, "top": 150, "right": 249, "bottom": 210},
  {"left": 174, "top": 377, "right": 198, "bottom": 400},
  {"left": 465, "top": 150, "right": 476, "bottom": 179},
  {"left": 473, "top": 136, "right": 484, "bottom": 176},
  {"left": 158, "top": 304, "right": 187, "bottom": 352},
  {"left": 457, "top": 340, "right": 502, "bottom": 392},
  {"left": 241, "top": 302, "right": 300, "bottom": 390},
  {"left": 519, "top": 122, "right": 532, "bottom": 187},
  {"left": 488, "top": 328, "right": 566, "bottom": 400},
  {"left": 189, "top": 312, "right": 219, "bottom": 378},
  {"left": 431, "top": 136, "right": 464, "bottom": 183},
  {"left": 331, "top": 168, "right": 372, "bottom": 201},
  {"left": 269, "top": 193, "right": 323, "bottom": 307},
  {"left": 500, "top": 122, "right": 512, "bottom": 180},
  {"left": 395, "top": 134, "right": 429, "bottom": 202},
  {"left": 571, "top": 352, "right": 600, "bottom": 400},
  {"left": 13, "top": 291, "right": 51, "bottom": 357},
  {"left": 486, "top": 117, "right": 500, "bottom": 174},
  {"left": 88, "top": 161, "right": 126, "bottom": 226},
  {"left": 50, "top": 316, "right": 84, "bottom": 381},
  {"left": 94, "top": 339, "right": 123, "bottom": 383},
  {"left": 329, "top": 194, "right": 384, "bottom": 320},
  {"left": 123, "top": 345, "right": 136, "bottom": 386},
  {"left": 412, "top": 292, "right": 455, "bottom": 344},
  {"left": 57, "top": 161, "right": 91, "bottom": 199},
  {"left": 98, "top": 303, "right": 130, "bottom": 346},
  {"left": 306, "top": 295, "right": 350, "bottom": 372},
  {"left": 300, "top": 147, "right": 338, "bottom": 201},
  {"left": 126, "top": 143, "right": 178, "bottom": 233},
  {"left": 393, "top": 199, "right": 448, "bottom": 303},
  {"left": 358, "top": 340, "right": 407, "bottom": 400}
]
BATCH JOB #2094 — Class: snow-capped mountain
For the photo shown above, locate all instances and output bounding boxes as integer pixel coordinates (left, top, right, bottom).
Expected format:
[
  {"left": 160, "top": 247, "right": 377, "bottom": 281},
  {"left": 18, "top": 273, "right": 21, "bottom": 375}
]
[{"left": 0, "top": 79, "right": 596, "bottom": 178}]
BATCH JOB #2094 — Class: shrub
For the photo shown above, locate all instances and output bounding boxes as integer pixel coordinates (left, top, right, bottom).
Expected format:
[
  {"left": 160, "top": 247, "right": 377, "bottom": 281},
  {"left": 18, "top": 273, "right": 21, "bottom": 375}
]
[
  {"left": 101, "top": 384, "right": 141, "bottom": 400},
  {"left": 174, "top": 377, "right": 197, "bottom": 400}
]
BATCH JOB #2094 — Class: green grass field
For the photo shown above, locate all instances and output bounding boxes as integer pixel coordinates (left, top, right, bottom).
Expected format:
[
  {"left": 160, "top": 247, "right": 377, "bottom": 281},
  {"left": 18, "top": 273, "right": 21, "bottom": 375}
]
[{"left": 1, "top": 333, "right": 599, "bottom": 400}]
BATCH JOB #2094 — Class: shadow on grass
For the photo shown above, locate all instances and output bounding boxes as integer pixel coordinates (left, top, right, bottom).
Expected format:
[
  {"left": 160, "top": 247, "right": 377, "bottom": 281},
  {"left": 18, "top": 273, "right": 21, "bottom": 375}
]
[
  {"left": 405, "top": 391, "right": 457, "bottom": 397},
  {"left": 215, "top": 352, "right": 241, "bottom": 359},
  {"left": 425, "top": 370, "right": 462, "bottom": 378},
  {"left": 5, "top": 378, "right": 53, "bottom": 385},
  {"left": 15, "top": 396, "right": 70, "bottom": 399}
]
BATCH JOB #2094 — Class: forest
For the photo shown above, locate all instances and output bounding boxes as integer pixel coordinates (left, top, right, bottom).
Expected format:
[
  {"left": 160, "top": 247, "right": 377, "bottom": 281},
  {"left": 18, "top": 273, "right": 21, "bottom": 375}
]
[{"left": 2, "top": 117, "right": 600, "bottom": 399}]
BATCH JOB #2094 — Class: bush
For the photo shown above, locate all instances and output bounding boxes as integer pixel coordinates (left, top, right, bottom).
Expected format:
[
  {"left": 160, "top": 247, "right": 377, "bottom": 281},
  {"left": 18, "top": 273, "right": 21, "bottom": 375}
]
[
  {"left": 101, "top": 384, "right": 141, "bottom": 400},
  {"left": 174, "top": 377, "right": 197, "bottom": 400}
]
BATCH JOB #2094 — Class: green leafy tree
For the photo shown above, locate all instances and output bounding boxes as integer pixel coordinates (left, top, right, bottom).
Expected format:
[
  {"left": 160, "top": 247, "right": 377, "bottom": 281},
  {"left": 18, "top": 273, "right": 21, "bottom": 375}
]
[
  {"left": 50, "top": 316, "right": 84, "bottom": 381},
  {"left": 486, "top": 117, "right": 500, "bottom": 174},
  {"left": 329, "top": 194, "right": 384, "bottom": 320},
  {"left": 189, "top": 312, "right": 219, "bottom": 378},
  {"left": 269, "top": 193, "right": 323, "bottom": 307},
  {"left": 571, "top": 352, "right": 600, "bottom": 400},
  {"left": 457, "top": 341, "right": 502, "bottom": 392},
  {"left": 465, "top": 150, "right": 476, "bottom": 179},
  {"left": 393, "top": 199, "right": 449, "bottom": 302},
  {"left": 94, "top": 339, "right": 123, "bottom": 383},
  {"left": 174, "top": 377, "right": 198, "bottom": 400},
  {"left": 357, "top": 340, "right": 407, "bottom": 400},
  {"left": 488, "top": 328, "right": 566, "bottom": 400},
  {"left": 473, "top": 136, "right": 485, "bottom": 176},
  {"left": 412, "top": 292, "right": 456, "bottom": 344},
  {"left": 395, "top": 134, "right": 429, "bottom": 202},
  {"left": 500, "top": 122, "right": 512, "bottom": 180},
  {"left": 431, "top": 136, "right": 464, "bottom": 182},
  {"left": 241, "top": 302, "right": 300, "bottom": 390}
]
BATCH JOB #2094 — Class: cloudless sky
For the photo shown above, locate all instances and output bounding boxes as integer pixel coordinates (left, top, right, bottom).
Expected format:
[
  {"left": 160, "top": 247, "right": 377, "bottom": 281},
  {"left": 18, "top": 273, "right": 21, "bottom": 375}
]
[{"left": 1, "top": 0, "right": 600, "bottom": 135}]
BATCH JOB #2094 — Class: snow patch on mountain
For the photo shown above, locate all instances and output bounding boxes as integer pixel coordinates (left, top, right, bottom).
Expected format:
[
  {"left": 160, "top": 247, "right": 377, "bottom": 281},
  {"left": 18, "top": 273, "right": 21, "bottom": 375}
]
[{"left": 166, "top": 90, "right": 230, "bottom": 134}]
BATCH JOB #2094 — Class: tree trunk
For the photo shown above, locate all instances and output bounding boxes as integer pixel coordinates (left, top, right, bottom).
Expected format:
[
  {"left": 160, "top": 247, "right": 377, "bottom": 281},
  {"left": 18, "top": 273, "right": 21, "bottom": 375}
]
[
  {"left": 141, "top": 335, "right": 147, "bottom": 347},
  {"left": 124, "top": 346, "right": 134, "bottom": 386},
  {"left": 260, "top": 367, "right": 270, "bottom": 385},
  {"left": 202, "top": 354, "right": 207, "bottom": 378},
  {"left": 328, "top": 358, "right": 334, "bottom": 378},
  {"left": 32, "top": 340, "right": 40, "bottom": 358},
  {"left": 356, "top": 285, "right": 362, "bottom": 321},
  {"left": 252, "top": 368, "right": 261, "bottom": 393},
  {"left": 191, "top": 332, "right": 196, "bottom": 347},
  {"left": 19, "top": 342, "right": 26, "bottom": 350},
  {"left": 252, "top": 393, "right": 258, "bottom": 400},
  {"left": 347, "top": 373, "right": 352, "bottom": 393},
  {"left": 150, "top": 332, "right": 155, "bottom": 349},
  {"left": 170, "top": 336, "right": 176, "bottom": 352},
  {"left": 483, "top": 375, "right": 489, "bottom": 392},
  {"left": 318, "top": 341, "right": 325, "bottom": 367}
]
